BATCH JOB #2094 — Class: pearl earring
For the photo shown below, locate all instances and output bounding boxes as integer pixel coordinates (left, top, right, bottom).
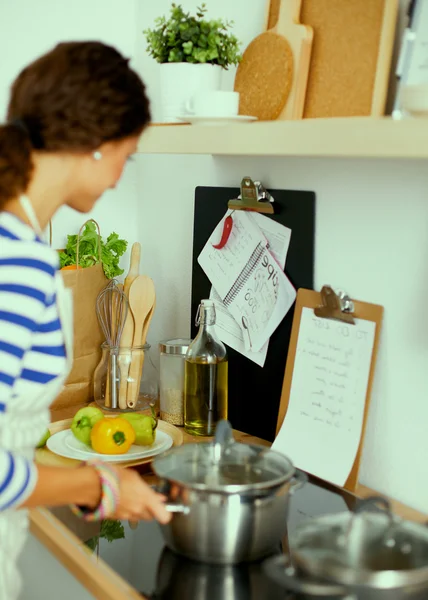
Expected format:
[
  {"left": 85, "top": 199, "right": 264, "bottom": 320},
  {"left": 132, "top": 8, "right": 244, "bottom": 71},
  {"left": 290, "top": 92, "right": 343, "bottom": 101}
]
[{"left": 93, "top": 151, "right": 102, "bottom": 161}]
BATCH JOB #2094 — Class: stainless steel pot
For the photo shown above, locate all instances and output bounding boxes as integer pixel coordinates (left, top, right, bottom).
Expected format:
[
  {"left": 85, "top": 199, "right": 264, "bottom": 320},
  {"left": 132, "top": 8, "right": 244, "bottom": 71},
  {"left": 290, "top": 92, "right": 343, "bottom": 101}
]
[
  {"left": 263, "top": 496, "right": 428, "bottom": 599},
  {"left": 151, "top": 420, "right": 306, "bottom": 565}
]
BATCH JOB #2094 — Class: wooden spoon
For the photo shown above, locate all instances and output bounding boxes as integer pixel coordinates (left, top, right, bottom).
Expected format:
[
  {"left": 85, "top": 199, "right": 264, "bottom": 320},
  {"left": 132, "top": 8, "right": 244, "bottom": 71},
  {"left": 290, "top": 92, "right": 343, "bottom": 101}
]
[
  {"left": 117, "top": 243, "right": 141, "bottom": 409},
  {"left": 126, "top": 275, "right": 156, "bottom": 409},
  {"left": 141, "top": 297, "right": 156, "bottom": 347}
]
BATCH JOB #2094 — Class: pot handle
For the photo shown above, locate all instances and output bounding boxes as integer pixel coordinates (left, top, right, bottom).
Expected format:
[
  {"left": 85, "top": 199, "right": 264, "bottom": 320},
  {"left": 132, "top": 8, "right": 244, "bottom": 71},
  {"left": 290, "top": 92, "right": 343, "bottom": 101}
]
[
  {"left": 151, "top": 484, "right": 191, "bottom": 515},
  {"left": 354, "top": 495, "right": 392, "bottom": 516},
  {"left": 289, "top": 469, "right": 308, "bottom": 494},
  {"left": 127, "top": 502, "right": 190, "bottom": 529},
  {"left": 164, "top": 502, "right": 190, "bottom": 515},
  {"left": 263, "top": 555, "right": 347, "bottom": 597}
]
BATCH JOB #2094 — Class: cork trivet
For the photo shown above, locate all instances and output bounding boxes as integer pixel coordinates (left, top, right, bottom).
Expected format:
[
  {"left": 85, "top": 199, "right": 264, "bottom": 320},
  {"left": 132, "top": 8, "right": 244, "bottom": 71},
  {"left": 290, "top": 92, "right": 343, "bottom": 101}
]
[
  {"left": 234, "top": 0, "right": 313, "bottom": 121},
  {"left": 234, "top": 32, "right": 293, "bottom": 121},
  {"left": 283, "top": 0, "right": 399, "bottom": 118}
]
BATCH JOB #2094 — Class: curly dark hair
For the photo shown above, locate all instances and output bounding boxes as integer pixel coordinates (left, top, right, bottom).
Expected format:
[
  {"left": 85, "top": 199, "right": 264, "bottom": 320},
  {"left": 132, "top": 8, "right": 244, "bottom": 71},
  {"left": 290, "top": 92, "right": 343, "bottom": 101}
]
[{"left": 0, "top": 41, "right": 151, "bottom": 207}]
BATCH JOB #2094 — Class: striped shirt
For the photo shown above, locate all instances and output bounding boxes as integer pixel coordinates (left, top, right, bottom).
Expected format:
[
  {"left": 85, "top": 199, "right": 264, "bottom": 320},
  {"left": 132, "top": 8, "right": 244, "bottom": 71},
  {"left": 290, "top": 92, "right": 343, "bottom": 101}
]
[{"left": 0, "top": 211, "right": 68, "bottom": 511}]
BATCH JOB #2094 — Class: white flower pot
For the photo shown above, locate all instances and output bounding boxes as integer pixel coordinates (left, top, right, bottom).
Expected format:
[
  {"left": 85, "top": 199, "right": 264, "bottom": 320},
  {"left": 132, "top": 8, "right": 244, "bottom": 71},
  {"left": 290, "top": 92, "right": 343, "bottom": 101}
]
[{"left": 159, "top": 63, "right": 222, "bottom": 123}]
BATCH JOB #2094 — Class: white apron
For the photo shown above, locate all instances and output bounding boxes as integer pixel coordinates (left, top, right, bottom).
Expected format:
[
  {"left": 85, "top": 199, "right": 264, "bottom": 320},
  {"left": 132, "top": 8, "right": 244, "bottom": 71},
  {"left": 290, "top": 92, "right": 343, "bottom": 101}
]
[{"left": 0, "top": 198, "right": 73, "bottom": 599}]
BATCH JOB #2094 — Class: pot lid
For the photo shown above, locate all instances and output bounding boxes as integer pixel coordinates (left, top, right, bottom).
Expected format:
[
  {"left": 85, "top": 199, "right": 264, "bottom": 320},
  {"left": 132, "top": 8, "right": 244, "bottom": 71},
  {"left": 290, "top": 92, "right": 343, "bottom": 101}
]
[
  {"left": 290, "top": 497, "right": 428, "bottom": 590},
  {"left": 152, "top": 420, "right": 295, "bottom": 493}
]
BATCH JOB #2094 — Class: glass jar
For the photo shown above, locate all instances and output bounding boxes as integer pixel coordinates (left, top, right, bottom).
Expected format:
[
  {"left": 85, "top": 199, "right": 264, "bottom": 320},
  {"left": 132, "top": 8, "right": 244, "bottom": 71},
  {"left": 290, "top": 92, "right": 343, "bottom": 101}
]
[
  {"left": 159, "top": 338, "right": 192, "bottom": 426},
  {"left": 94, "top": 343, "right": 158, "bottom": 413}
]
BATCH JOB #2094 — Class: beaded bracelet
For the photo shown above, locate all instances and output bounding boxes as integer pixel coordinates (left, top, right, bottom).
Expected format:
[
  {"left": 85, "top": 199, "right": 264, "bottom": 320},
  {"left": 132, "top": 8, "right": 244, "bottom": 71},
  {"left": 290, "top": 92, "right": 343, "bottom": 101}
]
[{"left": 70, "top": 459, "right": 120, "bottom": 522}]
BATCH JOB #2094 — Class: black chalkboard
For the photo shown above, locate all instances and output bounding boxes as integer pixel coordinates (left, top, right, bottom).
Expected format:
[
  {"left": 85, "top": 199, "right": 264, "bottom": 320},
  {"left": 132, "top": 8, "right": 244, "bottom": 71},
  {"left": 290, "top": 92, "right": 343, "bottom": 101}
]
[{"left": 191, "top": 186, "right": 316, "bottom": 442}]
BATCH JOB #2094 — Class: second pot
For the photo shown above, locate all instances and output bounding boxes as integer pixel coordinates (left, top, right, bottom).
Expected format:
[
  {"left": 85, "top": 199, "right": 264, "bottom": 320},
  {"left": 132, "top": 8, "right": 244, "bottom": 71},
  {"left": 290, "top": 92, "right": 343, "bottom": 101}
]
[
  {"left": 152, "top": 420, "right": 306, "bottom": 565},
  {"left": 264, "top": 497, "right": 428, "bottom": 599}
]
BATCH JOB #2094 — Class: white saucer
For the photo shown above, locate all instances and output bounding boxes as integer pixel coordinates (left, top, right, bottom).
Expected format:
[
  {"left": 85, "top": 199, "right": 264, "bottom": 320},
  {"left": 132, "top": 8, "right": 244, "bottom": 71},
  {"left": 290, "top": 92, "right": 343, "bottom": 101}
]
[
  {"left": 177, "top": 115, "right": 257, "bottom": 126},
  {"left": 47, "top": 429, "right": 173, "bottom": 463}
]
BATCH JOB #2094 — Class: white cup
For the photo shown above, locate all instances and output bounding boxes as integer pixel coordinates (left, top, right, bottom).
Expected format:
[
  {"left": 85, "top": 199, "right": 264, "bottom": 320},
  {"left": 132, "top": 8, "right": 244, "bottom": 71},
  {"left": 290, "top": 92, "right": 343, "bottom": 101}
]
[{"left": 185, "top": 91, "right": 239, "bottom": 118}]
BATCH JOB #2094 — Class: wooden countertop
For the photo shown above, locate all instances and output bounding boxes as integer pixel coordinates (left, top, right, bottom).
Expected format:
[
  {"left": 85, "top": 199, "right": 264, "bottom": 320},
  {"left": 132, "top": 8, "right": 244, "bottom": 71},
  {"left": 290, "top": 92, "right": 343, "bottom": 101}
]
[{"left": 29, "top": 405, "right": 428, "bottom": 600}]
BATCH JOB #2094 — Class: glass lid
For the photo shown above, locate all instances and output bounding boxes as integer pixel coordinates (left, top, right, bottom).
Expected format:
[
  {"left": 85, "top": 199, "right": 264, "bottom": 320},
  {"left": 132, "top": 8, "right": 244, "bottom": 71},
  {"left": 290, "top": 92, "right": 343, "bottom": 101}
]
[{"left": 152, "top": 420, "right": 295, "bottom": 492}]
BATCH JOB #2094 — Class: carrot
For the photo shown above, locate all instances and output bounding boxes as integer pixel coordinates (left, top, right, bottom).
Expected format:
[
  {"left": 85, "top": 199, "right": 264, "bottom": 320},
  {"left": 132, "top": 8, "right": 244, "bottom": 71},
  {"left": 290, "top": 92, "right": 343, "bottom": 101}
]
[{"left": 61, "top": 265, "right": 82, "bottom": 270}]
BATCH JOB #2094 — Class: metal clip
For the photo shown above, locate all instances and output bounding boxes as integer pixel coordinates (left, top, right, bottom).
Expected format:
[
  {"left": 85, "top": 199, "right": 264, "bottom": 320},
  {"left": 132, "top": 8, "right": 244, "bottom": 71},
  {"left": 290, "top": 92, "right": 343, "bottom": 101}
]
[
  {"left": 228, "top": 177, "right": 274, "bottom": 214},
  {"left": 314, "top": 285, "right": 355, "bottom": 325},
  {"left": 335, "top": 289, "right": 355, "bottom": 314}
]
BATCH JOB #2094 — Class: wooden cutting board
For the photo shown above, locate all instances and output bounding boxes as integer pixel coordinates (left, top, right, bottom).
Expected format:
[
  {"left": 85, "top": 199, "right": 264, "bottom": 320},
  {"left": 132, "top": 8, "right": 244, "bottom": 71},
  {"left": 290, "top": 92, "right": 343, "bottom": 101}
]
[
  {"left": 234, "top": 0, "right": 313, "bottom": 121},
  {"left": 36, "top": 418, "right": 183, "bottom": 469},
  {"left": 266, "top": 0, "right": 399, "bottom": 118}
]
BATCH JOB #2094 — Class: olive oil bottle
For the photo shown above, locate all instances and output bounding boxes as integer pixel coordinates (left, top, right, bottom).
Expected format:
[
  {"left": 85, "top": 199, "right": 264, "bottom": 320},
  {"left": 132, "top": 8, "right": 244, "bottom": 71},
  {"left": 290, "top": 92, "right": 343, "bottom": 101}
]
[{"left": 184, "top": 299, "right": 228, "bottom": 436}]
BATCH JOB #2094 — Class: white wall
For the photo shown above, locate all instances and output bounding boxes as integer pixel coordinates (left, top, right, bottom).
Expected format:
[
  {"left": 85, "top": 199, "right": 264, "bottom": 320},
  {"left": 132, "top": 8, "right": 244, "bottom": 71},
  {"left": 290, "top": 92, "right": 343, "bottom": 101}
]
[
  {"left": 0, "top": 0, "right": 140, "bottom": 263},
  {"left": 137, "top": 0, "right": 428, "bottom": 514},
  {"left": 2, "top": 0, "right": 428, "bottom": 516}
]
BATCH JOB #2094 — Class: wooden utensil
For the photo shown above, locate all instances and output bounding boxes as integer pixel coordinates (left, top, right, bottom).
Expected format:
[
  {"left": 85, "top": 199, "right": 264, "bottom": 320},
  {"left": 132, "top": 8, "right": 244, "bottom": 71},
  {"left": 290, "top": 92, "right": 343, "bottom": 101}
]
[
  {"left": 296, "top": 0, "right": 398, "bottom": 118},
  {"left": 126, "top": 275, "right": 156, "bottom": 409},
  {"left": 234, "top": 0, "right": 313, "bottom": 121},
  {"left": 118, "top": 243, "right": 141, "bottom": 410},
  {"left": 263, "top": 0, "right": 281, "bottom": 32},
  {"left": 131, "top": 297, "right": 157, "bottom": 412},
  {"left": 141, "top": 298, "right": 156, "bottom": 347}
]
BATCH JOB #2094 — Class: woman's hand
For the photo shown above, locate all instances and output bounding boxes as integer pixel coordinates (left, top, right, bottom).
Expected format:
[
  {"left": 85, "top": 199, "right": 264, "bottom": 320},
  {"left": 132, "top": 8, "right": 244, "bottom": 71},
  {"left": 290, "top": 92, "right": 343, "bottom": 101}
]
[{"left": 110, "top": 467, "right": 171, "bottom": 524}]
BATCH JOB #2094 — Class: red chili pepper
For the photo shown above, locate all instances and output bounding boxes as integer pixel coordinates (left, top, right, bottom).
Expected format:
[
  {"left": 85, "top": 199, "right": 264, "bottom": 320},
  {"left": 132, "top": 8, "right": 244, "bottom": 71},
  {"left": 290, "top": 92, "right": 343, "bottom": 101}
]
[{"left": 212, "top": 215, "right": 233, "bottom": 250}]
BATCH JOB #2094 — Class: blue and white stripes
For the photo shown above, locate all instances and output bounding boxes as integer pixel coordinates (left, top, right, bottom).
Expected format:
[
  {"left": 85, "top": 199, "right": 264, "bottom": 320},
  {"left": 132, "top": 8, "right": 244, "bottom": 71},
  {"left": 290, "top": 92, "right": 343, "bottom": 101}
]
[{"left": 0, "top": 211, "right": 67, "bottom": 510}]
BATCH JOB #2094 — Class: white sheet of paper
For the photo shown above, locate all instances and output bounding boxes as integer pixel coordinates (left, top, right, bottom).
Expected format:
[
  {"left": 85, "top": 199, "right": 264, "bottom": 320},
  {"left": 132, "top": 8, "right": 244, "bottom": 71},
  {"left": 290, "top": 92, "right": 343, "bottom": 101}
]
[
  {"left": 198, "top": 210, "right": 268, "bottom": 299},
  {"left": 272, "top": 308, "right": 376, "bottom": 487},
  {"left": 209, "top": 214, "right": 292, "bottom": 367},
  {"left": 198, "top": 211, "right": 296, "bottom": 352},
  {"left": 226, "top": 247, "right": 295, "bottom": 351},
  {"left": 247, "top": 212, "right": 291, "bottom": 267},
  {"left": 210, "top": 287, "right": 269, "bottom": 367}
]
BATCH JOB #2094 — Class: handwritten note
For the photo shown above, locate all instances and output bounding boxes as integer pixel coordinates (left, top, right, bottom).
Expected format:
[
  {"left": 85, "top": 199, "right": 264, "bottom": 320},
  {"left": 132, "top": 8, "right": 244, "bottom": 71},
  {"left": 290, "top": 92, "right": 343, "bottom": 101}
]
[
  {"left": 198, "top": 211, "right": 296, "bottom": 353},
  {"left": 272, "top": 308, "right": 376, "bottom": 486},
  {"left": 198, "top": 210, "right": 267, "bottom": 296},
  {"left": 209, "top": 215, "right": 291, "bottom": 366}
]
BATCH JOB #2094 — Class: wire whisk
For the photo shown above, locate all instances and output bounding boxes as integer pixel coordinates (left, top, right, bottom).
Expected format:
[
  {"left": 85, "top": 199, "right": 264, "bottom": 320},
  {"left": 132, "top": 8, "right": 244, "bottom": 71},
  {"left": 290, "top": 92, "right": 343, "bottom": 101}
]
[{"left": 96, "top": 279, "right": 129, "bottom": 409}]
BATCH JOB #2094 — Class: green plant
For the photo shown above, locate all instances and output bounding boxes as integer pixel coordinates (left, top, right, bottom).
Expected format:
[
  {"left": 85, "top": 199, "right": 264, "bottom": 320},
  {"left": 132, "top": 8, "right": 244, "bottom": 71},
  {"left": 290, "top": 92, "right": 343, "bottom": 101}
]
[
  {"left": 59, "top": 221, "right": 128, "bottom": 279},
  {"left": 85, "top": 519, "right": 125, "bottom": 552},
  {"left": 144, "top": 3, "right": 242, "bottom": 69}
]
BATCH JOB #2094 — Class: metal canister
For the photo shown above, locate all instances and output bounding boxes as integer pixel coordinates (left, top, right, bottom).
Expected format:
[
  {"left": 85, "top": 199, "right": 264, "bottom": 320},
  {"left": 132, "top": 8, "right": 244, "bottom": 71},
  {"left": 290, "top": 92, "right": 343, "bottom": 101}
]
[{"left": 159, "top": 339, "right": 192, "bottom": 426}]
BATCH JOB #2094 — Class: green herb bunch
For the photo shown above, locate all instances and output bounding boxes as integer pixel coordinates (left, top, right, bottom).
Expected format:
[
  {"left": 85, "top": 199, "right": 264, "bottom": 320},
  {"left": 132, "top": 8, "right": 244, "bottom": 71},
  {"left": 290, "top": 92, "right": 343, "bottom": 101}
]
[
  {"left": 59, "top": 221, "right": 127, "bottom": 279},
  {"left": 86, "top": 519, "right": 125, "bottom": 552},
  {"left": 144, "top": 3, "right": 242, "bottom": 68}
]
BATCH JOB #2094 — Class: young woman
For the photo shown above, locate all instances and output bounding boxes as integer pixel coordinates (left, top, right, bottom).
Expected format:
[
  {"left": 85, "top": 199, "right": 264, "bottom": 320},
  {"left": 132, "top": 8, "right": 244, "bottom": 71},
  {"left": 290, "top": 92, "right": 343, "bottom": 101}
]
[{"left": 0, "top": 41, "right": 170, "bottom": 598}]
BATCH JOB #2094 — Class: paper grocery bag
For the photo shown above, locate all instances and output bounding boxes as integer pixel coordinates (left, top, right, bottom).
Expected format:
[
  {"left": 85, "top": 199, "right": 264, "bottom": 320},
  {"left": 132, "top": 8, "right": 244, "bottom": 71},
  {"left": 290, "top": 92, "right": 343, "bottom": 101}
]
[{"left": 51, "top": 220, "right": 107, "bottom": 410}]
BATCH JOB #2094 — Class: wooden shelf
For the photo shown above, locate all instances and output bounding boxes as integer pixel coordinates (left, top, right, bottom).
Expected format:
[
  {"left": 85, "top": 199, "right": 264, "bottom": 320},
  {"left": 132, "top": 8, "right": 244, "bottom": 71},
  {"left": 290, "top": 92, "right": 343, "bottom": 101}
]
[{"left": 137, "top": 117, "right": 428, "bottom": 159}]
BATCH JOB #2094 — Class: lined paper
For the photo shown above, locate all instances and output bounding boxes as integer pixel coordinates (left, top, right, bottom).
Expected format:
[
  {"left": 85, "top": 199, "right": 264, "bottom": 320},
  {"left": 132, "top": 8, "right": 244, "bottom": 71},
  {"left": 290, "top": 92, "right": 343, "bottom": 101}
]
[
  {"left": 198, "top": 211, "right": 296, "bottom": 352},
  {"left": 272, "top": 308, "right": 376, "bottom": 486}
]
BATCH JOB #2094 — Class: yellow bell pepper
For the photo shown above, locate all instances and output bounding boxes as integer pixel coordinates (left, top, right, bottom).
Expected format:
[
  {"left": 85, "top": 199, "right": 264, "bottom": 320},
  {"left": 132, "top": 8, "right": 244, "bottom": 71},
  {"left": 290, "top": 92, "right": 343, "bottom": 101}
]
[{"left": 90, "top": 417, "right": 136, "bottom": 455}]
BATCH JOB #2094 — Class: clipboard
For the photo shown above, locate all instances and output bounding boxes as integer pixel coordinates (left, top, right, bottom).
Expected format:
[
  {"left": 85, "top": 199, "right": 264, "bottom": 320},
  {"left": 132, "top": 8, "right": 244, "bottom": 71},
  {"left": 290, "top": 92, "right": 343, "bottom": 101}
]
[
  {"left": 275, "top": 286, "right": 384, "bottom": 492},
  {"left": 191, "top": 183, "right": 315, "bottom": 442}
]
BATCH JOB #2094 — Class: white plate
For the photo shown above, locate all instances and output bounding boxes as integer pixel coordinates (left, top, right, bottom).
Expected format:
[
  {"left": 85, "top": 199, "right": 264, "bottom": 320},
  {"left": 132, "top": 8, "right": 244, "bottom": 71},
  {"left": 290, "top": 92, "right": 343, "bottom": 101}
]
[
  {"left": 47, "top": 429, "right": 173, "bottom": 463},
  {"left": 177, "top": 115, "right": 257, "bottom": 126}
]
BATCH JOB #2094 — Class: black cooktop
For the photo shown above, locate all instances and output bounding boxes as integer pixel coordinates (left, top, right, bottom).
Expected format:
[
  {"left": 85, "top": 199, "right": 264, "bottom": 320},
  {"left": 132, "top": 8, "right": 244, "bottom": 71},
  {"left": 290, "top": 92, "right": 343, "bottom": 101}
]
[{"left": 96, "top": 477, "right": 358, "bottom": 599}]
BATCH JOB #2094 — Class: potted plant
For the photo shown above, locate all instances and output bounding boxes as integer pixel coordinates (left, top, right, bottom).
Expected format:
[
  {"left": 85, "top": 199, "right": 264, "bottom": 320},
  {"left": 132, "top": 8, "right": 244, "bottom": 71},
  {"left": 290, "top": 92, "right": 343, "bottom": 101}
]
[{"left": 144, "top": 3, "right": 242, "bottom": 123}]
